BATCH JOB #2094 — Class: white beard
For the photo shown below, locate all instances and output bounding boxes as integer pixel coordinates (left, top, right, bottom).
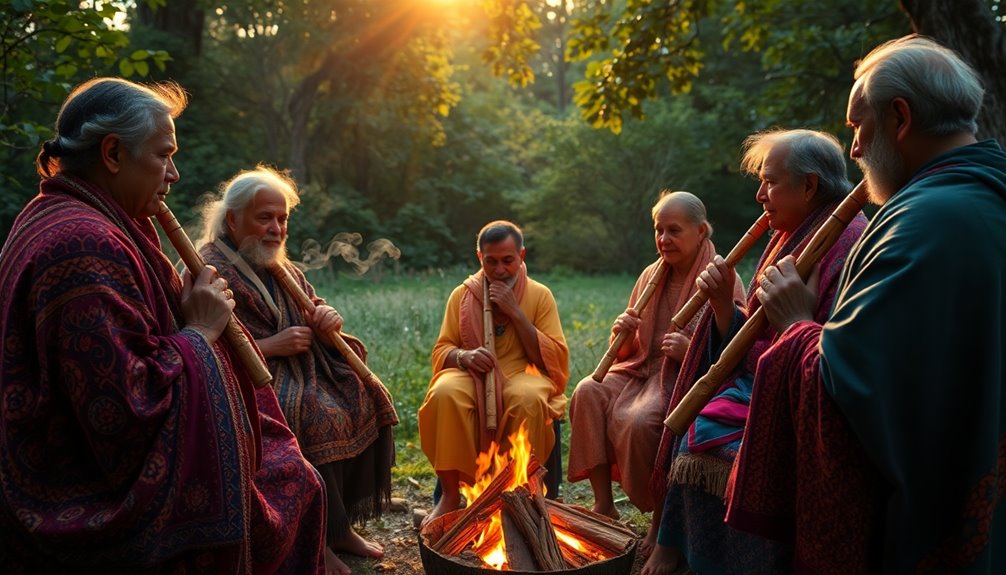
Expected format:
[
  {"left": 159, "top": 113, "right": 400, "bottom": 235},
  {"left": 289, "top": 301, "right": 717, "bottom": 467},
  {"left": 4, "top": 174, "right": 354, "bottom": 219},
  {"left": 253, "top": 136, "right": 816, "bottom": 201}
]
[
  {"left": 238, "top": 235, "right": 286, "bottom": 270},
  {"left": 857, "top": 130, "right": 906, "bottom": 205}
]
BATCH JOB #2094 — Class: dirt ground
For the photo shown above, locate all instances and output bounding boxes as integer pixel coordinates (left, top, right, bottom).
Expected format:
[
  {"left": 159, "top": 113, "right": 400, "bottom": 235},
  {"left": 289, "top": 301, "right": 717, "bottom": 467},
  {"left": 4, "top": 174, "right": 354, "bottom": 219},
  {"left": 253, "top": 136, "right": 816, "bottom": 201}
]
[{"left": 339, "top": 481, "right": 651, "bottom": 575}]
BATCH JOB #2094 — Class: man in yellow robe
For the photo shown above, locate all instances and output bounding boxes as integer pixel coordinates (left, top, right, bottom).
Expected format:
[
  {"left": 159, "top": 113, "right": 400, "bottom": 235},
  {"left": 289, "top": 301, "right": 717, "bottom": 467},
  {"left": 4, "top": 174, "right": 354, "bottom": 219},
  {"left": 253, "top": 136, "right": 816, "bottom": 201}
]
[{"left": 419, "top": 220, "right": 569, "bottom": 524}]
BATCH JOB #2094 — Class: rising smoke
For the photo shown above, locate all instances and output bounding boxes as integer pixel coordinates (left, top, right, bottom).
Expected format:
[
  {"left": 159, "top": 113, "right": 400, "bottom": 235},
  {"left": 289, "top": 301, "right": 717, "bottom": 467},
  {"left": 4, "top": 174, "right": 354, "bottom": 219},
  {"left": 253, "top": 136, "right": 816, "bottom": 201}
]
[{"left": 296, "top": 232, "right": 402, "bottom": 274}]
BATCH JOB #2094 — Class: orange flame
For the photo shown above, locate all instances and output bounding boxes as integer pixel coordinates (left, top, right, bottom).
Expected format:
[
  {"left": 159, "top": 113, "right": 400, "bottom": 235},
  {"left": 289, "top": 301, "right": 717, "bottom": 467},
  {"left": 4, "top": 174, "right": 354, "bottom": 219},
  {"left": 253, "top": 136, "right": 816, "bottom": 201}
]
[
  {"left": 457, "top": 421, "right": 535, "bottom": 569},
  {"left": 555, "top": 527, "right": 607, "bottom": 562},
  {"left": 454, "top": 420, "right": 609, "bottom": 570}
]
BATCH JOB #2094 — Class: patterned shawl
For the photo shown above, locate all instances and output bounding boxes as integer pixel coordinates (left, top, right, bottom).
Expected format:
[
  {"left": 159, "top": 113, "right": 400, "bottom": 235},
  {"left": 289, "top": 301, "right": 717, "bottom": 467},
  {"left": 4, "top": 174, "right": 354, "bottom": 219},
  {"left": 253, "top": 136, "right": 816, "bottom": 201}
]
[
  {"left": 723, "top": 321, "right": 884, "bottom": 574},
  {"left": 201, "top": 241, "right": 399, "bottom": 466},
  {"left": 728, "top": 142, "right": 1006, "bottom": 573},
  {"left": 609, "top": 240, "right": 717, "bottom": 380},
  {"left": 0, "top": 175, "right": 262, "bottom": 571},
  {"left": 651, "top": 202, "right": 868, "bottom": 501}
]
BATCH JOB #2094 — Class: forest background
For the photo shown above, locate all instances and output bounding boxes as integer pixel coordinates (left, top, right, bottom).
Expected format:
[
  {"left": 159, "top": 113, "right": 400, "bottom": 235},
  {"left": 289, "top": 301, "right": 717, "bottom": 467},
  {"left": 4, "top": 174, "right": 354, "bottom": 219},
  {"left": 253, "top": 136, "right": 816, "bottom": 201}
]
[{"left": 2, "top": 0, "right": 1005, "bottom": 515}]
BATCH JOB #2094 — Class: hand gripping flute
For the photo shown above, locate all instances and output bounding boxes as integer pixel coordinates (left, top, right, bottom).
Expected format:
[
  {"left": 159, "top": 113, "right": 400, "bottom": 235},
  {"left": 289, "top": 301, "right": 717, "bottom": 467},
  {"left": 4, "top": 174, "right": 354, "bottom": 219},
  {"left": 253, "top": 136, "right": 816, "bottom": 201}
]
[
  {"left": 155, "top": 202, "right": 272, "bottom": 388},
  {"left": 270, "top": 263, "right": 386, "bottom": 389},
  {"left": 591, "top": 212, "right": 771, "bottom": 382},
  {"left": 664, "top": 182, "right": 868, "bottom": 436}
]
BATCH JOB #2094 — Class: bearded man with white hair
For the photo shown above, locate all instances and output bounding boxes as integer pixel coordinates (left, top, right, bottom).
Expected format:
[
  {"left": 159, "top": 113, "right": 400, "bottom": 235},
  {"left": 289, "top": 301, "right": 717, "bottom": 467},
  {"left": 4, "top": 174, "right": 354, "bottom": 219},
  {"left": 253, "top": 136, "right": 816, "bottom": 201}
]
[{"left": 198, "top": 166, "right": 398, "bottom": 575}]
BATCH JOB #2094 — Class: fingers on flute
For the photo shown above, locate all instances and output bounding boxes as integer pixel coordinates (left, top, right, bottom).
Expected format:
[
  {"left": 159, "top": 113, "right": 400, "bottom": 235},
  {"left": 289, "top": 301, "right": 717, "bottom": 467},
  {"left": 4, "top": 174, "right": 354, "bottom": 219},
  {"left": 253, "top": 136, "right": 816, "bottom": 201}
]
[{"left": 195, "top": 265, "right": 218, "bottom": 287}]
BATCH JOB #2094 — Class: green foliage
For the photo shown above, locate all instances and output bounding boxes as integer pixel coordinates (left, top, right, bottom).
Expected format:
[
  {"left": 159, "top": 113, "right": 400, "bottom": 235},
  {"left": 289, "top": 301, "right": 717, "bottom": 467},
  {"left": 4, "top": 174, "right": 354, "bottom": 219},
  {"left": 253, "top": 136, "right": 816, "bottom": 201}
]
[
  {"left": 196, "top": 0, "right": 462, "bottom": 181},
  {"left": 481, "top": 0, "right": 542, "bottom": 87},
  {"left": 0, "top": 0, "right": 170, "bottom": 244},
  {"left": 1, "top": 0, "right": 170, "bottom": 150},
  {"left": 482, "top": 0, "right": 905, "bottom": 133},
  {"left": 0, "top": 1, "right": 916, "bottom": 277},
  {"left": 516, "top": 94, "right": 758, "bottom": 274},
  {"left": 568, "top": 0, "right": 705, "bottom": 133},
  {"left": 718, "top": 0, "right": 907, "bottom": 133}
]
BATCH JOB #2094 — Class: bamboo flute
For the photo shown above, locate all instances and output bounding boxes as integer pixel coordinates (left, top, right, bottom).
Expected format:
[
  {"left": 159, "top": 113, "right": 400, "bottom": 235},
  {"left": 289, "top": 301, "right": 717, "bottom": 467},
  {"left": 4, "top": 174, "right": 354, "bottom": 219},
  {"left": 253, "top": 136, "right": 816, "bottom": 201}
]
[
  {"left": 270, "top": 263, "right": 384, "bottom": 389},
  {"left": 154, "top": 202, "right": 272, "bottom": 388},
  {"left": 483, "top": 277, "right": 497, "bottom": 431},
  {"left": 590, "top": 259, "right": 668, "bottom": 382},
  {"left": 664, "top": 182, "right": 869, "bottom": 436},
  {"left": 670, "top": 212, "right": 771, "bottom": 331}
]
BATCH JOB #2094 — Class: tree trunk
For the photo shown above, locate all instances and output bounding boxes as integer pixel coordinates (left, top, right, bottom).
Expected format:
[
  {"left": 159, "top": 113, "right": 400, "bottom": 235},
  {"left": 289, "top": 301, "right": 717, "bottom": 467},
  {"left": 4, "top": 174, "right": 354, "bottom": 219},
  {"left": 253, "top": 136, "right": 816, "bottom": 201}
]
[
  {"left": 284, "top": 9, "right": 419, "bottom": 183},
  {"left": 899, "top": 0, "right": 1006, "bottom": 143},
  {"left": 287, "top": 53, "right": 339, "bottom": 182},
  {"left": 136, "top": 0, "right": 204, "bottom": 56}
]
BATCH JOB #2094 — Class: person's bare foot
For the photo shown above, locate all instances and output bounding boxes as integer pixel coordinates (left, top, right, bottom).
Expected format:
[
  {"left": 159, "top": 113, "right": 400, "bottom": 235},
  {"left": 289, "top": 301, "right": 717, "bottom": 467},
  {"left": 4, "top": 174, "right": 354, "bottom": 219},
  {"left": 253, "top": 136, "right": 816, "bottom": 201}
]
[
  {"left": 591, "top": 502, "right": 620, "bottom": 520},
  {"left": 639, "top": 522, "right": 658, "bottom": 557},
  {"left": 331, "top": 528, "right": 384, "bottom": 559},
  {"left": 640, "top": 543, "right": 684, "bottom": 575},
  {"left": 324, "top": 547, "right": 351, "bottom": 575},
  {"left": 420, "top": 492, "right": 462, "bottom": 528}
]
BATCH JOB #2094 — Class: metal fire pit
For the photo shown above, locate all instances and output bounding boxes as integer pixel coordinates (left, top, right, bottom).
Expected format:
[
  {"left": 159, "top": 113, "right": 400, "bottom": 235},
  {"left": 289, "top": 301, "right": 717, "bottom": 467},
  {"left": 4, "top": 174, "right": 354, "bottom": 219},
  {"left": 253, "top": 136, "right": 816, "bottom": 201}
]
[{"left": 418, "top": 507, "right": 638, "bottom": 575}]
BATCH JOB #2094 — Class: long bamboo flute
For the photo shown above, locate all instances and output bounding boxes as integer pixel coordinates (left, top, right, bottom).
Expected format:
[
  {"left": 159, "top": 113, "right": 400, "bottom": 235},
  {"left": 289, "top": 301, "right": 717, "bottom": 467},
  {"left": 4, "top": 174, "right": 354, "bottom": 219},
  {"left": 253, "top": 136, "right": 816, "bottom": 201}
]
[
  {"left": 664, "top": 182, "right": 869, "bottom": 436},
  {"left": 483, "top": 277, "right": 497, "bottom": 431},
  {"left": 155, "top": 202, "right": 272, "bottom": 388},
  {"left": 270, "top": 264, "right": 384, "bottom": 388},
  {"left": 670, "top": 212, "right": 771, "bottom": 330},
  {"left": 590, "top": 259, "right": 668, "bottom": 382}
]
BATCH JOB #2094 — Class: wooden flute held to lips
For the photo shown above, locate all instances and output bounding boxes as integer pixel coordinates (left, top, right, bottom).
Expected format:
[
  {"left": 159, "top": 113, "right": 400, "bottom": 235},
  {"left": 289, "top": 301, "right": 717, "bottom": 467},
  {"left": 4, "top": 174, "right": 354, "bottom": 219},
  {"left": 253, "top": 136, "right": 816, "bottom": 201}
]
[
  {"left": 664, "top": 181, "right": 869, "bottom": 436},
  {"left": 670, "top": 212, "right": 772, "bottom": 330},
  {"left": 155, "top": 202, "right": 272, "bottom": 388},
  {"left": 483, "top": 277, "right": 498, "bottom": 431},
  {"left": 270, "top": 263, "right": 384, "bottom": 388},
  {"left": 590, "top": 212, "right": 772, "bottom": 383}
]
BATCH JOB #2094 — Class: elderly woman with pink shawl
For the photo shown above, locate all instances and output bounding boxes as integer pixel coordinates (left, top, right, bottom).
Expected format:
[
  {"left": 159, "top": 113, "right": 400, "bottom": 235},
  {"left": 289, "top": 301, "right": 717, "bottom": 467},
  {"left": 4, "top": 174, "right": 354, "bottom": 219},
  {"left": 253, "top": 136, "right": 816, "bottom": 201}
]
[{"left": 567, "top": 191, "right": 744, "bottom": 541}]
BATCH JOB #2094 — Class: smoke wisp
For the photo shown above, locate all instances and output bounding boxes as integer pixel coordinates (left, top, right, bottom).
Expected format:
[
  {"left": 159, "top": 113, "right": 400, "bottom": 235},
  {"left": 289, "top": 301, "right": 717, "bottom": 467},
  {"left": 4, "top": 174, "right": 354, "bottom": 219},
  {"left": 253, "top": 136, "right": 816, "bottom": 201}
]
[{"left": 297, "top": 232, "right": 401, "bottom": 275}]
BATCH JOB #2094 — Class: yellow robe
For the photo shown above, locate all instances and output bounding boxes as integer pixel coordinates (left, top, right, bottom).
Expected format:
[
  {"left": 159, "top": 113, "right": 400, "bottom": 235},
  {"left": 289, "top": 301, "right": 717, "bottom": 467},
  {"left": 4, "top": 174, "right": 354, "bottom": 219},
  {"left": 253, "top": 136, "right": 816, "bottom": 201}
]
[{"left": 419, "top": 277, "right": 569, "bottom": 481}]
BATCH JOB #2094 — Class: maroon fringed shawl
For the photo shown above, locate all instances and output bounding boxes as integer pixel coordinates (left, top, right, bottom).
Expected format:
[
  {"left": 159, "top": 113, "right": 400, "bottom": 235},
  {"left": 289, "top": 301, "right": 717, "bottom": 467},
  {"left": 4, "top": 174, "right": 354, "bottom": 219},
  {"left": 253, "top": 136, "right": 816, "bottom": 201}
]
[{"left": 0, "top": 175, "right": 325, "bottom": 573}]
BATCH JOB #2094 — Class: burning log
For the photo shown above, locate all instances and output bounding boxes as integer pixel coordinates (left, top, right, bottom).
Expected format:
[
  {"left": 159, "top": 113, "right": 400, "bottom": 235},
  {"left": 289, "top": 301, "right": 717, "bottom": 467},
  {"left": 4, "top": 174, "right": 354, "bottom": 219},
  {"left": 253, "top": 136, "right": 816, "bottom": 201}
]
[
  {"left": 555, "top": 538, "right": 592, "bottom": 568},
  {"left": 501, "top": 507, "right": 537, "bottom": 571},
  {"left": 500, "top": 486, "right": 565, "bottom": 571},
  {"left": 432, "top": 457, "right": 544, "bottom": 555},
  {"left": 545, "top": 500, "right": 637, "bottom": 555},
  {"left": 419, "top": 422, "right": 640, "bottom": 573}
]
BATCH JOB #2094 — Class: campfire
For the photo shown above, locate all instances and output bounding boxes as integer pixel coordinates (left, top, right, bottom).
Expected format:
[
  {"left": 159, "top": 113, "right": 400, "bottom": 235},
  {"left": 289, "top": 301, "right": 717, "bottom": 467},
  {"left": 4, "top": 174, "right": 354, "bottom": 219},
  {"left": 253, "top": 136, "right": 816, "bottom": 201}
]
[{"left": 419, "top": 422, "right": 638, "bottom": 573}]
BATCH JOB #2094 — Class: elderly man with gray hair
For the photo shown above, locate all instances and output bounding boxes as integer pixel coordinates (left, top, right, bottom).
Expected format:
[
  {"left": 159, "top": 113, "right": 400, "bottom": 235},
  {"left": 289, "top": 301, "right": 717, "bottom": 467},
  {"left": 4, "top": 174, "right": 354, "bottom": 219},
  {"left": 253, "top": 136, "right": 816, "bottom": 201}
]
[
  {"left": 730, "top": 35, "right": 1006, "bottom": 573},
  {"left": 198, "top": 166, "right": 398, "bottom": 575}
]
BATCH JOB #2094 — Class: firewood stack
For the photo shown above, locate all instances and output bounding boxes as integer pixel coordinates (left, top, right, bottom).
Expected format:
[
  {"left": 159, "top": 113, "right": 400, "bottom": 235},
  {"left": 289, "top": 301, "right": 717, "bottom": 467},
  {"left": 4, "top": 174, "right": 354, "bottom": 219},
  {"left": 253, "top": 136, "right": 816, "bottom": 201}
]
[{"left": 423, "top": 455, "right": 637, "bottom": 572}]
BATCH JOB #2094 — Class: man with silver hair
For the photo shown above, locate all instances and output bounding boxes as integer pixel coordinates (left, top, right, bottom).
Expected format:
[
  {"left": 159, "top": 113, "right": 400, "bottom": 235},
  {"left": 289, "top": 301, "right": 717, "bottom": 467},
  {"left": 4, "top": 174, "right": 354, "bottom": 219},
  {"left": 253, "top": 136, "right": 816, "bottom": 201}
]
[
  {"left": 643, "top": 129, "right": 867, "bottom": 575},
  {"left": 0, "top": 78, "right": 328, "bottom": 573},
  {"left": 730, "top": 35, "right": 1006, "bottom": 572},
  {"left": 198, "top": 166, "right": 398, "bottom": 575}
]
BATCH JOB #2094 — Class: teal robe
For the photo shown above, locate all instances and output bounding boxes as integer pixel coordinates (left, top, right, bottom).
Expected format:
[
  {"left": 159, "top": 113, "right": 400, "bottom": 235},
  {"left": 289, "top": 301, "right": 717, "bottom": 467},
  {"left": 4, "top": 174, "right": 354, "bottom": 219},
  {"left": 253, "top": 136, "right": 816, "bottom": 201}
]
[{"left": 823, "top": 140, "right": 1006, "bottom": 572}]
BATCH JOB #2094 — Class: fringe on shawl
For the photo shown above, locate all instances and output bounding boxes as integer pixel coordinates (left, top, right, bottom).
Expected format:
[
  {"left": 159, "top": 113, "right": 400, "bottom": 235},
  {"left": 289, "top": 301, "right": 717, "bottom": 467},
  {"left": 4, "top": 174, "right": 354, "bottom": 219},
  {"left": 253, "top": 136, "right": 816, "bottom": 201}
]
[{"left": 669, "top": 453, "right": 732, "bottom": 499}]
